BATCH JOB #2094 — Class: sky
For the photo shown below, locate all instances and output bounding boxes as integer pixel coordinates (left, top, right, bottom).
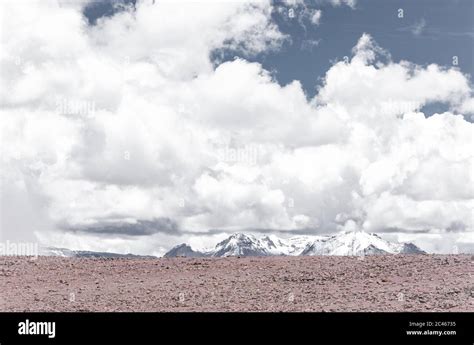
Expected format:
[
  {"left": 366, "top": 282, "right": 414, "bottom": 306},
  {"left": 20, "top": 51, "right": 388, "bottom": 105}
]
[
  {"left": 84, "top": 0, "right": 474, "bottom": 101},
  {"left": 0, "top": 0, "right": 473, "bottom": 255}
]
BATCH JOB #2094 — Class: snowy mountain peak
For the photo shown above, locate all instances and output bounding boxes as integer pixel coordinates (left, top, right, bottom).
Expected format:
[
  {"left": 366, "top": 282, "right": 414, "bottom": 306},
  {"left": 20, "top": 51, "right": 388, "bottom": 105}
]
[
  {"left": 260, "top": 235, "right": 288, "bottom": 252},
  {"left": 213, "top": 233, "right": 269, "bottom": 257},
  {"left": 302, "top": 231, "right": 424, "bottom": 256}
]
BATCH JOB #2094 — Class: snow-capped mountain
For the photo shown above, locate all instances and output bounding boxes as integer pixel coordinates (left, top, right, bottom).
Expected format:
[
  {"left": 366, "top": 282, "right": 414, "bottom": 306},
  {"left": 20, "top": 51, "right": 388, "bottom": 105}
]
[
  {"left": 301, "top": 231, "right": 424, "bottom": 256},
  {"left": 286, "top": 235, "right": 327, "bottom": 255},
  {"left": 212, "top": 233, "right": 271, "bottom": 257},
  {"left": 164, "top": 231, "right": 425, "bottom": 257},
  {"left": 210, "top": 233, "right": 326, "bottom": 257}
]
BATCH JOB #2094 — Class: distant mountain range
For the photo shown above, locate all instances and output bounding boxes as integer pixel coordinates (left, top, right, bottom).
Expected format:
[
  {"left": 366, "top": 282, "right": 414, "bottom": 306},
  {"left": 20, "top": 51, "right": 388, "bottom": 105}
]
[
  {"left": 34, "top": 231, "right": 425, "bottom": 258},
  {"left": 39, "top": 247, "right": 156, "bottom": 259},
  {"left": 164, "top": 231, "right": 426, "bottom": 257}
]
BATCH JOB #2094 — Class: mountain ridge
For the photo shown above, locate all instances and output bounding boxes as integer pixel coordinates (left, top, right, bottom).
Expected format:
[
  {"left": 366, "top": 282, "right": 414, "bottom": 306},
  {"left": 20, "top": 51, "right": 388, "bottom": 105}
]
[
  {"left": 39, "top": 247, "right": 157, "bottom": 259},
  {"left": 33, "top": 231, "right": 425, "bottom": 258},
  {"left": 165, "top": 231, "right": 426, "bottom": 257}
]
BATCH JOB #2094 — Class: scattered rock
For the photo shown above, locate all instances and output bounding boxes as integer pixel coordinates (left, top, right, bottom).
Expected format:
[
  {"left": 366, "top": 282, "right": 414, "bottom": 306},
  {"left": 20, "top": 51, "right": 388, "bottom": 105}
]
[{"left": 1, "top": 255, "right": 471, "bottom": 312}]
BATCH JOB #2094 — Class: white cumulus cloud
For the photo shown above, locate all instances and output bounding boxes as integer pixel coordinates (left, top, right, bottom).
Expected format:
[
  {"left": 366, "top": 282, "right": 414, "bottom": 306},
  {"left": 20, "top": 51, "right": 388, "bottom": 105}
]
[{"left": 0, "top": 1, "right": 472, "bottom": 254}]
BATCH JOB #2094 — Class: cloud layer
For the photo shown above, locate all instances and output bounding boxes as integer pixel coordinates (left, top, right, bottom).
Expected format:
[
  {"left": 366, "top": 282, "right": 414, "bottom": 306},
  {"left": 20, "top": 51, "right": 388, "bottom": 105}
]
[{"left": 0, "top": 0, "right": 473, "bottom": 255}]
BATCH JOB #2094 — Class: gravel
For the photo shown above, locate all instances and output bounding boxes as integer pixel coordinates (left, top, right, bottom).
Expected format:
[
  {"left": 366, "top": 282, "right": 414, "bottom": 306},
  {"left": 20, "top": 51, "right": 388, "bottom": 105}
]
[{"left": 1, "top": 255, "right": 473, "bottom": 312}]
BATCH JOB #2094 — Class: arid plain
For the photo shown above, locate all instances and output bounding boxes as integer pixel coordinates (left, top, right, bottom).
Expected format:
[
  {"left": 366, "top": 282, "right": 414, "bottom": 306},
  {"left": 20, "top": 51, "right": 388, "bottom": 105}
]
[{"left": 1, "top": 255, "right": 472, "bottom": 312}]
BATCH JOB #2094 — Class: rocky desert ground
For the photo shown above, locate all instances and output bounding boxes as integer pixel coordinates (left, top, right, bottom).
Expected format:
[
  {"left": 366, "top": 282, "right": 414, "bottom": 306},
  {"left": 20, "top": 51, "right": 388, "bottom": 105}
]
[{"left": 1, "top": 255, "right": 473, "bottom": 312}]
